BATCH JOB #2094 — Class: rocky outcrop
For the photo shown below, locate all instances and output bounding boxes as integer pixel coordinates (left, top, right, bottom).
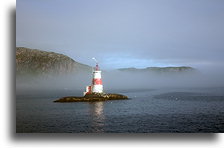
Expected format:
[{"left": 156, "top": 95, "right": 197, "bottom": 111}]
[
  {"left": 54, "top": 93, "right": 128, "bottom": 102},
  {"left": 16, "top": 47, "right": 91, "bottom": 76}
]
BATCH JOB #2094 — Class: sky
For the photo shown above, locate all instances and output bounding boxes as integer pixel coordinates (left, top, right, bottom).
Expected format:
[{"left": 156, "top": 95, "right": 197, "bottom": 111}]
[{"left": 16, "top": 0, "right": 224, "bottom": 70}]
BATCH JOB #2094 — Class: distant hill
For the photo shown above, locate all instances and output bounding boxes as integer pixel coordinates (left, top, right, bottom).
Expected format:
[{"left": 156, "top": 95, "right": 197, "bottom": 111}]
[
  {"left": 118, "top": 66, "right": 196, "bottom": 73},
  {"left": 16, "top": 47, "right": 91, "bottom": 76}
]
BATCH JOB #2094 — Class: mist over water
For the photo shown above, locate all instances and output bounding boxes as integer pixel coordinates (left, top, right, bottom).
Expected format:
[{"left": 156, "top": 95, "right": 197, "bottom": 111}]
[{"left": 16, "top": 67, "right": 224, "bottom": 94}]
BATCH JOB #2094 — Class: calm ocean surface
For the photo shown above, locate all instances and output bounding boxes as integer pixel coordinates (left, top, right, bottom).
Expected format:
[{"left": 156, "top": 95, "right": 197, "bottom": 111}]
[{"left": 16, "top": 87, "right": 224, "bottom": 133}]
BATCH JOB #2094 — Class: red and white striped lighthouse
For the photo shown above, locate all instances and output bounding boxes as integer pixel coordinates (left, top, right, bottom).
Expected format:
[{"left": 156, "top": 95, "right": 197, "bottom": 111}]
[
  {"left": 91, "top": 63, "right": 103, "bottom": 93},
  {"left": 83, "top": 58, "right": 103, "bottom": 96}
]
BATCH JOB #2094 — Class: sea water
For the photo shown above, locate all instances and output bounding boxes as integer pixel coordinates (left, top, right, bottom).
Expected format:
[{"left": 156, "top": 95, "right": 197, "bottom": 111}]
[{"left": 16, "top": 87, "right": 224, "bottom": 133}]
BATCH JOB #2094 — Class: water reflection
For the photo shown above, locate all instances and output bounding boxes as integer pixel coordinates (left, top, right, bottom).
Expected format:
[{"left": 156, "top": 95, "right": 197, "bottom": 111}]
[{"left": 89, "top": 102, "right": 105, "bottom": 132}]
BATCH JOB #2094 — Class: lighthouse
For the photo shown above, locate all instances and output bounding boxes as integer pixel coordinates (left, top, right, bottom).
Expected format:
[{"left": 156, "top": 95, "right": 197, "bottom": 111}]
[
  {"left": 54, "top": 58, "right": 128, "bottom": 102},
  {"left": 83, "top": 58, "right": 103, "bottom": 96}
]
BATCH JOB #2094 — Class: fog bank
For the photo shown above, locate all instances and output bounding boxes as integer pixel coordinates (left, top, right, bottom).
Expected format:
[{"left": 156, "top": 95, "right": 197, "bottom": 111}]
[{"left": 16, "top": 67, "right": 224, "bottom": 95}]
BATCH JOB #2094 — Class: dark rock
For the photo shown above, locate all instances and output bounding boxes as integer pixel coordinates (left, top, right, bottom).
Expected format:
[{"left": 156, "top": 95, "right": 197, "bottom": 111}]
[{"left": 54, "top": 93, "right": 128, "bottom": 102}]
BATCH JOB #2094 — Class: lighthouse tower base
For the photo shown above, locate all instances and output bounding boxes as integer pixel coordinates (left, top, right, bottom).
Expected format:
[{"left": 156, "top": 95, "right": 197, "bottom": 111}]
[{"left": 83, "top": 85, "right": 104, "bottom": 95}]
